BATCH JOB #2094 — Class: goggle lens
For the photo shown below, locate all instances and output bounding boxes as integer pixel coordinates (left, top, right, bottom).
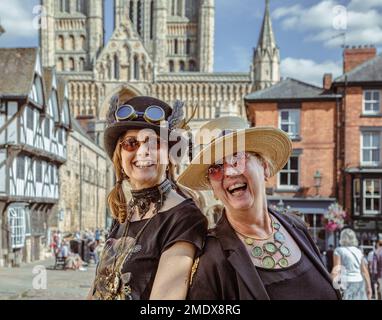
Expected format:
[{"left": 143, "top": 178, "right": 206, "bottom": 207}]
[
  {"left": 115, "top": 105, "right": 134, "bottom": 120},
  {"left": 145, "top": 106, "right": 165, "bottom": 122},
  {"left": 115, "top": 104, "right": 165, "bottom": 124}
]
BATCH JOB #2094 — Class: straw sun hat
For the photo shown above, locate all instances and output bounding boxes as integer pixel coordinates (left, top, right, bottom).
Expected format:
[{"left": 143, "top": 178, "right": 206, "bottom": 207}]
[{"left": 177, "top": 116, "right": 292, "bottom": 191}]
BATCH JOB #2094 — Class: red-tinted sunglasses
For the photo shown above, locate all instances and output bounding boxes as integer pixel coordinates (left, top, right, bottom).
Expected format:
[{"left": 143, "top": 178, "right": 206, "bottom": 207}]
[
  {"left": 207, "top": 152, "right": 250, "bottom": 181},
  {"left": 120, "top": 136, "right": 162, "bottom": 152}
]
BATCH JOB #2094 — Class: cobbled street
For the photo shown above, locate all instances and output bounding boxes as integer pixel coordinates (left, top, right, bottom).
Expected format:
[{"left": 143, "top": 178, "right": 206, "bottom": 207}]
[{"left": 0, "top": 258, "right": 96, "bottom": 300}]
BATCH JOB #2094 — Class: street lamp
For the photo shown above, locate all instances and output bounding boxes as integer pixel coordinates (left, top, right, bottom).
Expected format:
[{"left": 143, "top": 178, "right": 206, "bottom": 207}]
[
  {"left": 276, "top": 199, "right": 285, "bottom": 212},
  {"left": 314, "top": 170, "right": 322, "bottom": 197}
]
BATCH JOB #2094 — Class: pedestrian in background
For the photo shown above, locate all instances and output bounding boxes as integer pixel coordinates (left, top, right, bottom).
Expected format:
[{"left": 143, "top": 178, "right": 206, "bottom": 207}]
[
  {"left": 326, "top": 244, "right": 334, "bottom": 272},
  {"left": 375, "top": 240, "right": 382, "bottom": 300},
  {"left": 332, "top": 229, "right": 372, "bottom": 300},
  {"left": 367, "top": 243, "right": 379, "bottom": 299}
]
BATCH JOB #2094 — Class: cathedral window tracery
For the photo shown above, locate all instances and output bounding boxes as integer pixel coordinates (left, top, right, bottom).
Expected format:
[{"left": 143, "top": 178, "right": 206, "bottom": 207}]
[
  {"left": 114, "top": 55, "right": 120, "bottom": 80},
  {"left": 129, "top": 0, "right": 134, "bottom": 23},
  {"left": 58, "top": 35, "right": 65, "bottom": 50},
  {"left": 169, "top": 60, "right": 174, "bottom": 72},
  {"left": 69, "top": 57, "right": 75, "bottom": 71},
  {"left": 68, "top": 35, "right": 75, "bottom": 51},
  {"left": 179, "top": 60, "right": 185, "bottom": 72},
  {"left": 137, "top": 0, "right": 143, "bottom": 36},
  {"left": 79, "top": 57, "right": 85, "bottom": 71},
  {"left": 186, "top": 39, "right": 191, "bottom": 55},
  {"left": 133, "top": 55, "right": 140, "bottom": 80},
  {"left": 76, "top": 0, "right": 87, "bottom": 14},
  {"left": 150, "top": 0, "right": 154, "bottom": 39},
  {"left": 174, "top": 39, "right": 178, "bottom": 54},
  {"left": 59, "top": 0, "right": 70, "bottom": 13}
]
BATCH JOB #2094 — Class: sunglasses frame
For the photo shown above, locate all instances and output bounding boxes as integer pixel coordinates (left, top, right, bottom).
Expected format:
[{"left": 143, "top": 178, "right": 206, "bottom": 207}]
[
  {"left": 120, "top": 135, "right": 163, "bottom": 152},
  {"left": 206, "top": 152, "right": 251, "bottom": 182},
  {"left": 115, "top": 104, "right": 166, "bottom": 124}
]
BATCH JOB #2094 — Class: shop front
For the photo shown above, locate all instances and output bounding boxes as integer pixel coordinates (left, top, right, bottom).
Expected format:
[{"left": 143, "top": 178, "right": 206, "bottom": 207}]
[{"left": 268, "top": 197, "right": 337, "bottom": 252}]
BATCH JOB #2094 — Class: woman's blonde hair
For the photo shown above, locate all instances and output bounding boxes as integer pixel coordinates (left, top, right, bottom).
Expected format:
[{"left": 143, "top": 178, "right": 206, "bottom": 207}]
[
  {"left": 107, "top": 136, "right": 197, "bottom": 223},
  {"left": 339, "top": 228, "right": 359, "bottom": 247}
]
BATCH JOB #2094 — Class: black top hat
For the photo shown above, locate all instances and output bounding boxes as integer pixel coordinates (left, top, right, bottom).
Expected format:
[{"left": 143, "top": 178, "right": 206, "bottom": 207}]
[{"left": 104, "top": 96, "right": 176, "bottom": 160}]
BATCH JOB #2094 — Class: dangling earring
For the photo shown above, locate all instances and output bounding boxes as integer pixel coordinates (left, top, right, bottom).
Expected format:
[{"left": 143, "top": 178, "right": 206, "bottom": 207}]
[{"left": 121, "top": 169, "right": 129, "bottom": 181}]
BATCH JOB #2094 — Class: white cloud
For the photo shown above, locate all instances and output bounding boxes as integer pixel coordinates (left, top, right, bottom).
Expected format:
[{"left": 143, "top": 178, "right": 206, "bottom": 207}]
[
  {"left": 281, "top": 57, "right": 342, "bottom": 86},
  {"left": 348, "top": 0, "right": 382, "bottom": 11},
  {"left": 273, "top": 0, "right": 382, "bottom": 48},
  {"left": 0, "top": 0, "right": 39, "bottom": 43}
]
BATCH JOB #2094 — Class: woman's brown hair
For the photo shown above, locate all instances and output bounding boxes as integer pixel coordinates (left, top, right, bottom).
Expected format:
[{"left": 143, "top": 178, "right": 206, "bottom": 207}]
[{"left": 107, "top": 137, "right": 129, "bottom": 223}]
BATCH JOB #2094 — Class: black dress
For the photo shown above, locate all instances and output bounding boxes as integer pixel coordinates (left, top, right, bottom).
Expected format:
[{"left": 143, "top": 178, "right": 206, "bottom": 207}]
[
  {"left": 92, "top": 198, "right": 208, "bottom": 300},
  {"left": 256, "top": 251, "right": 338, "bottom": 300},
  {"left": 187, "top": 208, "right": 341, "bottom": 300}
]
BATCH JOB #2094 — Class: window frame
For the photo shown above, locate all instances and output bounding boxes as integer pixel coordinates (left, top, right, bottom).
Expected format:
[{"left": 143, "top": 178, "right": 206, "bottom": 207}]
[
  {"left": 363, "top": 90, "right": 381, "bottom": 115},
  {"left": 277, "top": 155, "right": 300, "bottom": 190},
  {"left": 363, "top": 179, "right": 381, "bottom": 216},
  {"left": 8, "top": 206, "right": 26, "bottom": 249},
  {"left": 44, "top": 118, "right": 50, "bottom": 139},
  {"left": 26, "top": 106, "right": 34, "bottom": 130},
  {"left": 17, "top": 156, "right": 25, "bottom": 180},
  {"left": 353, "top": 178, "right": 361, "bottom": 216},
  {"left": 278, "top": 108, "right": 300, "bottom": 140},
  {"left": 35, "top": 161, "right": 43, "bottom": 183},
  {"left": 361, "top": 131, "right": 381, "bottom": 167}
]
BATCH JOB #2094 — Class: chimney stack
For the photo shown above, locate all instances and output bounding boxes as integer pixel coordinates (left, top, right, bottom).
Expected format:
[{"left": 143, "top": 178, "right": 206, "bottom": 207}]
[
  {"left": 323, "top": 73, "right": 333, "bottom": 91},
  {"left": 343, "top": 45, "right": 376, "bottom": 73}
]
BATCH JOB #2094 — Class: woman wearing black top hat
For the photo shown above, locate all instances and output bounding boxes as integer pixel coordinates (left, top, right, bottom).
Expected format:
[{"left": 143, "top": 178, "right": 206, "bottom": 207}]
[{"left": 89, "top": 95, "right": 207, "bottom": 300}]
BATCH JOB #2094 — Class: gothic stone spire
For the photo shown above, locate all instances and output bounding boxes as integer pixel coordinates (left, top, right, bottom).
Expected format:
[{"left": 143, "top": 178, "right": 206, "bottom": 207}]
[
  {"left": 252, "top": 0, "right": 280, "bottom": 90},
  {"left": 257, "top": 0, "right": 276, "bottom": 50}
]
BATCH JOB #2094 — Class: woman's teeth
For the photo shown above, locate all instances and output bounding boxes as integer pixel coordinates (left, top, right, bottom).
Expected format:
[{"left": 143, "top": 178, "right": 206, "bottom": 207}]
[
  {"left": 227, "top": 183, "right": 247, "bottom": 194},
  {"left": 134, "top": 161, "right": 155, "bottom": 168}
]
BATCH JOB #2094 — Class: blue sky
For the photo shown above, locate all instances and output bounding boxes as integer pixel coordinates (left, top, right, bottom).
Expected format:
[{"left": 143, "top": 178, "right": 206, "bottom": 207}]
[{"left": 1, "top": 0, "right": 381, "bottom": 86}]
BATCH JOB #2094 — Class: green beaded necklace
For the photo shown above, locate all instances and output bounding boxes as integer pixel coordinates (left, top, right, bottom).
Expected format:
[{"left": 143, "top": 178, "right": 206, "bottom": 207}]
[{"left": 238, "top": 217, "right": 292, "bottom": 269}]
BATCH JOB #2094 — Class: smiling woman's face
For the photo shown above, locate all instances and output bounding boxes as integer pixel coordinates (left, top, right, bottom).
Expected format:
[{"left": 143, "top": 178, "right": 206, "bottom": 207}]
[
  {"left": 209, "top": 153, "right": 269, "bottom": 212},
  {"left": 120, "top": 129, "right": 168, "bottom": 190}
]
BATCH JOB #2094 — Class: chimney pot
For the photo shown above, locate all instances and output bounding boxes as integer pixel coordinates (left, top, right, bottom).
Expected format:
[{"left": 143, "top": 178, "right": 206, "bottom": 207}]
[
  {"left": 343, "top": 45, "right": 377, "bottom": 73},
  {"left": 323, "top": 73, "right": 333, "bottom": 91}
]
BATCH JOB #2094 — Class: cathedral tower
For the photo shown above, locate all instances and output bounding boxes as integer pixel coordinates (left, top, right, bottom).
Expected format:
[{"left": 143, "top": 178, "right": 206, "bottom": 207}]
[
  {"left": 252, "top": 0, "right": 280, "bottom": 90},
  {"left": 113, "top": 0, "right": 215, "bottom": 73},
  {"left": 198, "top": 0, "right": 214, "bottom": 73},
  {"left": 40, "top": 0, "right": 104, "bottom": 71}
]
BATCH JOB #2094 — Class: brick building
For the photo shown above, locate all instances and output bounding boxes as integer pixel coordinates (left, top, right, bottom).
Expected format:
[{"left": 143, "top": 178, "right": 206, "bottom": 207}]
[
  {"left": 245, "top": 46, "right": 382, "bottom": 249},
  {"left": 55, "top": 118, "right": 110, "bottom": 234},
  {"left": 332, "top": 46, "right": 382, "bottom": 247},
  {"left": 245, "top": 78, "right": 341, "bottom": 250}
]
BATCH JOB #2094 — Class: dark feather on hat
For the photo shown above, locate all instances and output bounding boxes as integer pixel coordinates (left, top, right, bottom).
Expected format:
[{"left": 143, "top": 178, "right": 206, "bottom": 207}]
[
  {"left": 107, "top": 94, "right": 120, "bottom": 125},
  {"left": 168, "top": 100, "right": 185, "bottom": 130}
]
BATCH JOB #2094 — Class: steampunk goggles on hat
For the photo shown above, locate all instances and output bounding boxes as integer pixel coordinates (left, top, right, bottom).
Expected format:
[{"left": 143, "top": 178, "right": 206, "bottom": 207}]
[{"left": 115, "top": 104, "right": 166, "bottom": 124}]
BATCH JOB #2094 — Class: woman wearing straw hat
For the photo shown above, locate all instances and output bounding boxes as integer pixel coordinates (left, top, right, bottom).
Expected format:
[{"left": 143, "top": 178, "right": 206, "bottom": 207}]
[
  {"left": 89, "top": 96, "right": 207, "bottom": 300},
  {"left": 178, "top": 117, "right": 341, "bottom": 300}
]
